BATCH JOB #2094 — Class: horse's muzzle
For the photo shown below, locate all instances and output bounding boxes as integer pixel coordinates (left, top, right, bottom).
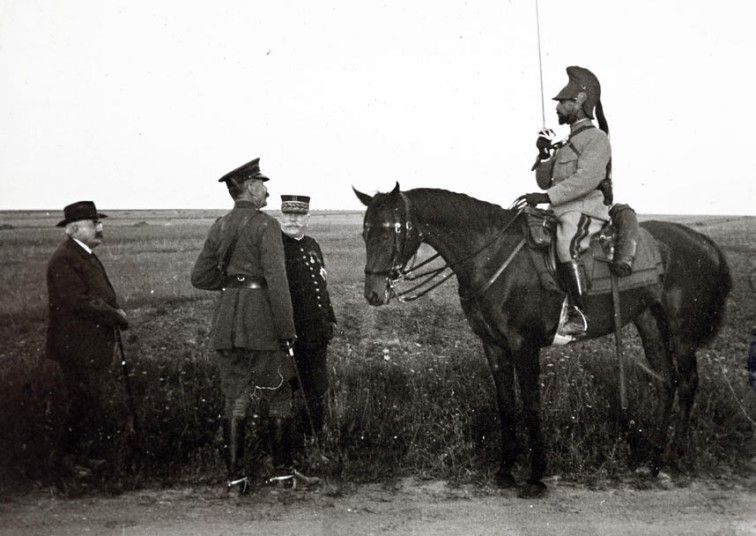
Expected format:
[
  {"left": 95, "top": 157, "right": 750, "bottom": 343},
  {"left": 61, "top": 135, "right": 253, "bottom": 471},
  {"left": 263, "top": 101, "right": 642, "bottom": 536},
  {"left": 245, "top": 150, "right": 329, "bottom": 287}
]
[{"left": 364, "top": 273, "right": 390, "bottom": 306}]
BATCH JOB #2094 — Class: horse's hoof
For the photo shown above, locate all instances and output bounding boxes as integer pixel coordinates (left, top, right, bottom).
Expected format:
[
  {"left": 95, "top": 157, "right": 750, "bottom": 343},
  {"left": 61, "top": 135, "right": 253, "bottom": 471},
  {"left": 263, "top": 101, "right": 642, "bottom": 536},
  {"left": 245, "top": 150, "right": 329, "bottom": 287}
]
[
  {"left": 495, "top": 470, "right": 517, "bottom": 488},
  {"left": 518, "top": 480, "right": 547, "bottom": 498}
]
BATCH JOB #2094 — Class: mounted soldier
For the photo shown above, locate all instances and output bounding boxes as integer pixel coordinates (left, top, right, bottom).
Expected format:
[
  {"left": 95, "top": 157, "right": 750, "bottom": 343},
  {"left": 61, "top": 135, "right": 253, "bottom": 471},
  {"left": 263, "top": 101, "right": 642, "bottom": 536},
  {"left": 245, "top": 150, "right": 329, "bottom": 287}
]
[{"left": 522, "top": 65, "right": 623, "bottom": 337}]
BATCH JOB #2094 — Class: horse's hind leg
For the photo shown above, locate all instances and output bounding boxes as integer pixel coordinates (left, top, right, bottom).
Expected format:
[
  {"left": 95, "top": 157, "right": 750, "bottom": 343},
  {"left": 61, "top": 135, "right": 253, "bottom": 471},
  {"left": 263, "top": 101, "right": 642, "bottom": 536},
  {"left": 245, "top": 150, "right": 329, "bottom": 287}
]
[
  {"left": 482, "top": 342, "right": 518, "bottom": 488},
  {"left": 633, "top": 306, "right": 676, "bottom": 475}
]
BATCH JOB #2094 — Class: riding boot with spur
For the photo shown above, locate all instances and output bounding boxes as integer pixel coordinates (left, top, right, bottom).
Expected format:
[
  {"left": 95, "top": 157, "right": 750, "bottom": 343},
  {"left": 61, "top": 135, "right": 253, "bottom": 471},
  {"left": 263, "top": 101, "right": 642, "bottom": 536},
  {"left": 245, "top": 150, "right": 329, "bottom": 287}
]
[
  {"left": 227, "top": 417, "right": 250, "bottom": 495},
  {"left": 269, "top": 416, "right": 294, "bottom": 487},
  {"left": 559, "top": 260, "right": 589, "bottom": 336}
]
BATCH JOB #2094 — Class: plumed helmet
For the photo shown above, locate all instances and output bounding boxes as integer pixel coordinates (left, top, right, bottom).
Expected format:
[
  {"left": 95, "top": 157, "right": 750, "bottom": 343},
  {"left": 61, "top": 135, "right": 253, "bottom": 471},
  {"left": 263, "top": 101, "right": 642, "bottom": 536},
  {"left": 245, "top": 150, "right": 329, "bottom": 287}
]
[{"left": 553, "top": 66, "right": 601, "bottom": 120}]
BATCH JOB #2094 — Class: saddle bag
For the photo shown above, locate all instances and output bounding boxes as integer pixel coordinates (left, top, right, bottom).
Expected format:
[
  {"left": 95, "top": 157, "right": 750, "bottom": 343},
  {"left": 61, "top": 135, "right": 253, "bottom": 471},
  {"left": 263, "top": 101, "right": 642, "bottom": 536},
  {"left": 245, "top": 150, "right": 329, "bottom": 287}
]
[
  {"left": 608, "top": 204, "right": 640, "bottom": 274},
  {"left": 522, "top": 206, "right": 558, "bottom": 250}
]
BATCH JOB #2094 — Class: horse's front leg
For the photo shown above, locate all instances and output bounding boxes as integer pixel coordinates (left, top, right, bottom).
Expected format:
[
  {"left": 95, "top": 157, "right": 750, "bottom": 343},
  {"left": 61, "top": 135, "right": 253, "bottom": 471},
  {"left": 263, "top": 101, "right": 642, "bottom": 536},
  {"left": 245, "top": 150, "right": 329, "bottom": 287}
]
[
  {"left": 482, "top": 341, "right": 518, "bottom": 488},
  {"left": 513, "top": 340, "right": 548, "bottom": 498}
]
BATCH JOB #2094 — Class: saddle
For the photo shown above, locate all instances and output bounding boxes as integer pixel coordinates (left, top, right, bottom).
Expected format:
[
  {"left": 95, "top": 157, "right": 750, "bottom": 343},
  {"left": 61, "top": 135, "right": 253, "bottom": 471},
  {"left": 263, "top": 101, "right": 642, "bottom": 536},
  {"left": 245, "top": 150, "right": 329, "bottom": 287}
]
[{"left": 522, "top": 205, "right": 665, "bottom": 295}]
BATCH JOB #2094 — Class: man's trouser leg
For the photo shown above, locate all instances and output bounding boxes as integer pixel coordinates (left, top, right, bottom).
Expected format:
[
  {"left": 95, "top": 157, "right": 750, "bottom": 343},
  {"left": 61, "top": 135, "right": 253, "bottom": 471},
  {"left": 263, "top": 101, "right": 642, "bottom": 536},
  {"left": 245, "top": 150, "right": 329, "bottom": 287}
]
[
  {"left": 58, "top": 366, "right": 109, "bottom": 471},
  {"left": 293, "top": 345, "right": 329, "bottom": 437},
  {"left": 556, "top": 212, "right": 603, "bottom": 336}
]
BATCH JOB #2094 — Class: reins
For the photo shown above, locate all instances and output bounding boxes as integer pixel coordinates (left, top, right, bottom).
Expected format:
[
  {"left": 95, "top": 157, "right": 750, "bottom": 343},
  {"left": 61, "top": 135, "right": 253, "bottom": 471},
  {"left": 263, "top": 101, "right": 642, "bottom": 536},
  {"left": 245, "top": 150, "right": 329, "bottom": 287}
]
[{"left": 364, "top": 193, "right": 526, "bottom": 302}]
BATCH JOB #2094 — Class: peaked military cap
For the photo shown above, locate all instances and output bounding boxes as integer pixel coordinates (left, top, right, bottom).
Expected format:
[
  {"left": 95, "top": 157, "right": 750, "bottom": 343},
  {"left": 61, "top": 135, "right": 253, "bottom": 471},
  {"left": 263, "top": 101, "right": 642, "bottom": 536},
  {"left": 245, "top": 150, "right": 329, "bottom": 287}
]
[
  {"left": 553, "top": 66, "right": 601, "bottom": 119},
  {"left": 280, "top": 195, "right": 311, "bottom": 214},
  {"left": 57, "top": 200, "right": 107, "bottom": 227},
  {"left": 218, "top": 157, "right": 269, "bottom": 184}
]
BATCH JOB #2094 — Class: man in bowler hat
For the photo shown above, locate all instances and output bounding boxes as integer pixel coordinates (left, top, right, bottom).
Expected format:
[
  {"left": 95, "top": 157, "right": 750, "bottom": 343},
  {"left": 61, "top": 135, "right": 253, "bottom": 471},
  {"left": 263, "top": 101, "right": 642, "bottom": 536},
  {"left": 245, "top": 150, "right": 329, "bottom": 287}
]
[
  {"left": 46, "top": 201, "right": 129, "bottom": 480},
  {"left": 280, "top": 195, "right": 337, "bottom": 446},
  {"left": 191, "top": 158, "right": 297, "bottom": 494}
]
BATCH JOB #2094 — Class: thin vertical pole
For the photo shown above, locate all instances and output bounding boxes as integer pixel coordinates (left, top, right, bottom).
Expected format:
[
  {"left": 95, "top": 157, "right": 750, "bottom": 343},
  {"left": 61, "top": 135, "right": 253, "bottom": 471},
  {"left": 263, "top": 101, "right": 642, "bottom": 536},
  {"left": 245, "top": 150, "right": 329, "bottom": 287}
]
[{"left": 535, "top": 0, "right": 546, "bottom": 129}]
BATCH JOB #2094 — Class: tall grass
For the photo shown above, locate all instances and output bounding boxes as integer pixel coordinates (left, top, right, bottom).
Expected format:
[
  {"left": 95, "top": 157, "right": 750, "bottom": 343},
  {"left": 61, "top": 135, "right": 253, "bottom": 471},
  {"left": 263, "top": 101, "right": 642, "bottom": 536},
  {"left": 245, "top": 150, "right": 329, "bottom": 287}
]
[{"left": 0, "top": 211, "right": 753, "bottom": 490}]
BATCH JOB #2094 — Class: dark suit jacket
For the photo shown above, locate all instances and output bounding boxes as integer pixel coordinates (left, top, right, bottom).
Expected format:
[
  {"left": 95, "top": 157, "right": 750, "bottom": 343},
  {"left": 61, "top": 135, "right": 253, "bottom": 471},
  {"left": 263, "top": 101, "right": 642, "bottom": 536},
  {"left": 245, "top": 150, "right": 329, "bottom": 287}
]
[
  {"left": 282, "top": 233, "right": 336, "bottom": 349},
  {"left": 46, "top": 238, "right": 127, "bottom": 370}
]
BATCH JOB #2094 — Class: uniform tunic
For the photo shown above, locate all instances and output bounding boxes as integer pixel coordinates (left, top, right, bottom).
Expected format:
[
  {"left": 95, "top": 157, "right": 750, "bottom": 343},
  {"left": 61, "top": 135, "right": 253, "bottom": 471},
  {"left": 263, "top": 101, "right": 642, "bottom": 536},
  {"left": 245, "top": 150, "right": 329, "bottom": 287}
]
[
  {"left": 535, "top": 119, "right": 611, "bottom": 261},
  {"left": 191, "top": 201, "right": 296, "bottom": 350},
  {"left": 281, "top": 234, "right": 336, "bottom": 349}
]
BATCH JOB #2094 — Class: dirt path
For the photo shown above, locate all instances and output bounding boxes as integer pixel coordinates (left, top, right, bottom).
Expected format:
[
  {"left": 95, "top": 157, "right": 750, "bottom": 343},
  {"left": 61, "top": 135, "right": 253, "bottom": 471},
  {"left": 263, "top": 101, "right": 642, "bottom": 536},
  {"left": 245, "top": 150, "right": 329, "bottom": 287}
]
[{"left": 1, "top": 478, "right": 753, "bottom": 536}]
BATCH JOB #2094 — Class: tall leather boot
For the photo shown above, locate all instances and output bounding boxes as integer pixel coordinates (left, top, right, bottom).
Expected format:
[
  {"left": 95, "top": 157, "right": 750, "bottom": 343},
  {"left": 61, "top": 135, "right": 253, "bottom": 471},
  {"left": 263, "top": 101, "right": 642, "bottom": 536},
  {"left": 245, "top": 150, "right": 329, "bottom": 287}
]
[
  {"left": 227, "top": 417, "right": 249, "bottom": 495},
  {"left": 559, "top": 260, "right": 589, "bottom": 336},
  {"left": 269, "top": 416, "right": 294, "bottom": 478}
]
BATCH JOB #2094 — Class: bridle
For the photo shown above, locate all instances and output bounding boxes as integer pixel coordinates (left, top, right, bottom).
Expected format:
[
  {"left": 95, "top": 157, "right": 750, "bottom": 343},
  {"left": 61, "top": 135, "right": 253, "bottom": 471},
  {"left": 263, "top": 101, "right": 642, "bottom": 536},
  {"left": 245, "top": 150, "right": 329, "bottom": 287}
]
[{"left": 363, "top": 193, "right": 526, "bottom": 302}]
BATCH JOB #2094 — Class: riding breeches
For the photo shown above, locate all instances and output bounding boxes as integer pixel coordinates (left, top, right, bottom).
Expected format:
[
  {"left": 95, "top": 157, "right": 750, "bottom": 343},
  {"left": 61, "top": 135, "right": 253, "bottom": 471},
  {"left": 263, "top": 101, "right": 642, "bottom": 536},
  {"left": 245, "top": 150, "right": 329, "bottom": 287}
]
[
  {"left": 556, "top": 211, "right": 606, "bottom": 262},
  {"left": 215, "top": 349, "right": 295, "bottom": 420}
]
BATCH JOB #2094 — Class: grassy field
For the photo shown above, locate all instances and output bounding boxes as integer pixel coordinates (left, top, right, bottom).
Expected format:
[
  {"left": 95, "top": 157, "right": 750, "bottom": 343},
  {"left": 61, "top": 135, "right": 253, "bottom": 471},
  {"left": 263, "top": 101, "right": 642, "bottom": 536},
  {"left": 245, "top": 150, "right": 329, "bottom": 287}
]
[{"left": 0, "top": 208, "right": 754, "bottom": 490}]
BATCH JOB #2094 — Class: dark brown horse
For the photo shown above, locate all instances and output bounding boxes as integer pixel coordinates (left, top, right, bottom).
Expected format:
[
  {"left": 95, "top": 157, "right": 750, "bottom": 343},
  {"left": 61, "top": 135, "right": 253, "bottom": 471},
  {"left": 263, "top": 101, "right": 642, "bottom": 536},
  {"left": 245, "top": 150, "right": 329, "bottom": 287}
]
[{"left": 354, "top": 184, "right": 731, "bottom": 497}]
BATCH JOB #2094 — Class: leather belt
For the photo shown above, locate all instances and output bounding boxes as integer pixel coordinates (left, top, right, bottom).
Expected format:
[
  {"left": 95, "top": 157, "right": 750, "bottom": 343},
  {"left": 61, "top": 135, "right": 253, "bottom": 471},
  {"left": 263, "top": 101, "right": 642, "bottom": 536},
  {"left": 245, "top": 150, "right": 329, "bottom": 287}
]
[{"left": 222, "top": 275, "right": 267, "bottom": 290}]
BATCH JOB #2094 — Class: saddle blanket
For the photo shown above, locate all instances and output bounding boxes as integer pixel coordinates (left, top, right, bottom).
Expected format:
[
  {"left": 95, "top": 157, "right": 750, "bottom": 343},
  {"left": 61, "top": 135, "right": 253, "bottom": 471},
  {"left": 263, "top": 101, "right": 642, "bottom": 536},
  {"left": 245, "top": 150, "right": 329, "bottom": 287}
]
[{"left": 529, "top": 227, "right": 664, "bottom": 295}]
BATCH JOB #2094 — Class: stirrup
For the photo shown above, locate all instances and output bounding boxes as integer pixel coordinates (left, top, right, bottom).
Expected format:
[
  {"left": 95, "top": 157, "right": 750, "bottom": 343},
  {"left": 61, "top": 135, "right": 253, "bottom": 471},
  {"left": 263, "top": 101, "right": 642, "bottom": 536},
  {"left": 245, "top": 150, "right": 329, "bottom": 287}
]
[
  {"left": 227, "top": 476, "right": 250, "bottom": 495},
  {"left": 561, "top": 306, "right": 588, "bottom": 335}
]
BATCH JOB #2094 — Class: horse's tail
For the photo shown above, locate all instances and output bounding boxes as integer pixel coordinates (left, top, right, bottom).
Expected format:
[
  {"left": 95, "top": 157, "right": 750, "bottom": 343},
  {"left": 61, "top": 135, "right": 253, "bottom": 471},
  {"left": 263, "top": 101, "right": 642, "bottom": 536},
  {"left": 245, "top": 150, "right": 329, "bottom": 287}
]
[{"left": 695, "top": 234, "right": 732, "bottom": 346}]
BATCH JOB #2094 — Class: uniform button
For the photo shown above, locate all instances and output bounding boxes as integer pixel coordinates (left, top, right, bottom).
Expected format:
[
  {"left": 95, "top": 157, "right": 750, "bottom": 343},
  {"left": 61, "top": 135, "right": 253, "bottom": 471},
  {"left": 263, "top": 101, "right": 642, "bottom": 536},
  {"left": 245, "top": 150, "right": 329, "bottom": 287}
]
[{"left": 317, "top": 304, "right": 322, "bottom": 308}]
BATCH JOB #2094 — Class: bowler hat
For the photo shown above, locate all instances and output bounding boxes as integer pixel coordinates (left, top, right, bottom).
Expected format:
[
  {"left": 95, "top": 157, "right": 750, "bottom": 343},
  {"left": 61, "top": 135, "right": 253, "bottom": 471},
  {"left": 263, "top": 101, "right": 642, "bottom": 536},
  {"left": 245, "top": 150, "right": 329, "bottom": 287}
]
[
  {"left": 218, "top": 157, "right": 269, "bottom": 184},
  {"left": 280, "top": 195, "right": 311, "bottom": 214},
  {"left": 553, "top": 66, "right": 601, "bottom": 119},
  {"left": 56, "top": 201, "right": 107, "bottom": 227}
]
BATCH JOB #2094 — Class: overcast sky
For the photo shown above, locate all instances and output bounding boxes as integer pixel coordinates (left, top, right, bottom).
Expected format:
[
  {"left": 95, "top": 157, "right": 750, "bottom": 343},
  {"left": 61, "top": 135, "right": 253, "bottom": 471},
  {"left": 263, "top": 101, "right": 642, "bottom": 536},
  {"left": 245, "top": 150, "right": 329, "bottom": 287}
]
[{"left": 1, "top": 0, "right": 754, "bottom": 214}]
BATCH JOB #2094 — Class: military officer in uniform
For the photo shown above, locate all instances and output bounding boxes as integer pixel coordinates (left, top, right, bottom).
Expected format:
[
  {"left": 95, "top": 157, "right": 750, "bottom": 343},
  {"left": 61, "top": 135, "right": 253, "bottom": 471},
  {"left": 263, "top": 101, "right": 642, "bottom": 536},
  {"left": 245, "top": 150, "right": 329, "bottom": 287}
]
[
  {"left": 46, "top": 201, "right": 129, "bottom": 480},
  {"left": 279, "top": 195, "right": 337, "bottom": 441},
  {"left": 521, "top": 66, "right": 612, "bottom": 337},
  {"left": 191, "top": 158, "right": 297, "bottom": 494}
]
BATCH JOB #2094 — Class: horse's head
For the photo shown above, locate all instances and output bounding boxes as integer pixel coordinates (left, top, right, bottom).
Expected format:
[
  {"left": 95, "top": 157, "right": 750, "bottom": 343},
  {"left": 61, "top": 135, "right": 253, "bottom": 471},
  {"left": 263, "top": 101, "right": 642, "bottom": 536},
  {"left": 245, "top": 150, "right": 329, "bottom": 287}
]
[{"left": 353, "top": 182, "right": 422, "bottom": 306}]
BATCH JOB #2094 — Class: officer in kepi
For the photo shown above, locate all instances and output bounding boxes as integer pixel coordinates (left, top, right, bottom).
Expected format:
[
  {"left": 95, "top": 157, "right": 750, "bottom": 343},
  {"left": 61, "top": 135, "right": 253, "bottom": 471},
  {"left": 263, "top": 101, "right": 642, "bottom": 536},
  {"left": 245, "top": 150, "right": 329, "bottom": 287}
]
[
  {"left": 521, "top": 66, "right": 613, "bottom": 337},
  {"left": 279, "top": 195, "right": 337, "bottom": 451},
  {"left": 46, "top": 201, "right": 129, "bottom": 487},
  {"left": 191, "top": 158, "right": 297, "bottom": 494}
]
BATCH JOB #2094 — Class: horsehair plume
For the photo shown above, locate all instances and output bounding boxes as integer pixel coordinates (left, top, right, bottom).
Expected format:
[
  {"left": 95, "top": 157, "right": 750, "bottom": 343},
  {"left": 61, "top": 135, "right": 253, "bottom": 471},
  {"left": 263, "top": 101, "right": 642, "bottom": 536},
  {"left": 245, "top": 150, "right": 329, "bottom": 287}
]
[{"left": 596, "top": 100, "right": 609, "bottom": 135}]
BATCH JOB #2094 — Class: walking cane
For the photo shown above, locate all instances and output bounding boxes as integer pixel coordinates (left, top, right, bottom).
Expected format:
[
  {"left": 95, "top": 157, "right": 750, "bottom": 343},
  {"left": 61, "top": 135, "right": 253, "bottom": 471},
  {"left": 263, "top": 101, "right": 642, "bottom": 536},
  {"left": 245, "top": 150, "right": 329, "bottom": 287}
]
[{"left": 116, "top": 329, "right": 141, "bottom": 444}]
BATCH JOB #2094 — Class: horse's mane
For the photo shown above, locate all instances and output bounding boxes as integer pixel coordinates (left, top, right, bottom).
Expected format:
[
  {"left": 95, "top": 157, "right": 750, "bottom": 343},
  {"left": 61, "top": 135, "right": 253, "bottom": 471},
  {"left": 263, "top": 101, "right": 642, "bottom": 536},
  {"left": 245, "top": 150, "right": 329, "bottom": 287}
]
[{"left": 404, "top": 188, "right": 512, "bottom": 232}]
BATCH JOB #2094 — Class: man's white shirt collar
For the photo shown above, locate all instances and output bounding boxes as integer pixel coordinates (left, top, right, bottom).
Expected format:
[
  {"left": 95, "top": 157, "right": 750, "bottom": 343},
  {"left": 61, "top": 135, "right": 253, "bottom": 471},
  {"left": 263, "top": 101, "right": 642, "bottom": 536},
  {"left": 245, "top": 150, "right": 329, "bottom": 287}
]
[{"left": 72, "top": 238, "right": 92, "bottom": 255}]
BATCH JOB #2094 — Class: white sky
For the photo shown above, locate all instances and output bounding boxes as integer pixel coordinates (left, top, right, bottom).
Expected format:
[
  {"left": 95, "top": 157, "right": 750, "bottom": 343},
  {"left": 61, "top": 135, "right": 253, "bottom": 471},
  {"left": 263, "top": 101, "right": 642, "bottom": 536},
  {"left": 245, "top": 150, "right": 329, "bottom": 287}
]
[{"left": 1, "top": 0, "right": 754, "bottom": 214}]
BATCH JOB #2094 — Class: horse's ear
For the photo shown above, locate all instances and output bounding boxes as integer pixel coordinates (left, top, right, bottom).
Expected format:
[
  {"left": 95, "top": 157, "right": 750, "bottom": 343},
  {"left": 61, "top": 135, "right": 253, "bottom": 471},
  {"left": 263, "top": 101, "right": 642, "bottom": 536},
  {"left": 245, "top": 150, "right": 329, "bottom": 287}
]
[
  {"left": 390, "top": 182, "right": 401, "bottom": 196},
  {"left": 352, "top": 186, "right": 374, "bottom": 207}
]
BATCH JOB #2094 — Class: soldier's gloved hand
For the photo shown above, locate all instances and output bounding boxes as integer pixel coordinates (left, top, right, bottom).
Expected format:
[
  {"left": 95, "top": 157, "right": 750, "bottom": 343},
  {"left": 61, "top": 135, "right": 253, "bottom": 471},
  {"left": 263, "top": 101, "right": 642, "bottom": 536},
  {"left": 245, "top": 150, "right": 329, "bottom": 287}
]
[
  {"left": 536, "top": 128, "right": 556, "bottom": 160},
  {"left": 523, "top": 192, "right": 550, "bottom": 206}
]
